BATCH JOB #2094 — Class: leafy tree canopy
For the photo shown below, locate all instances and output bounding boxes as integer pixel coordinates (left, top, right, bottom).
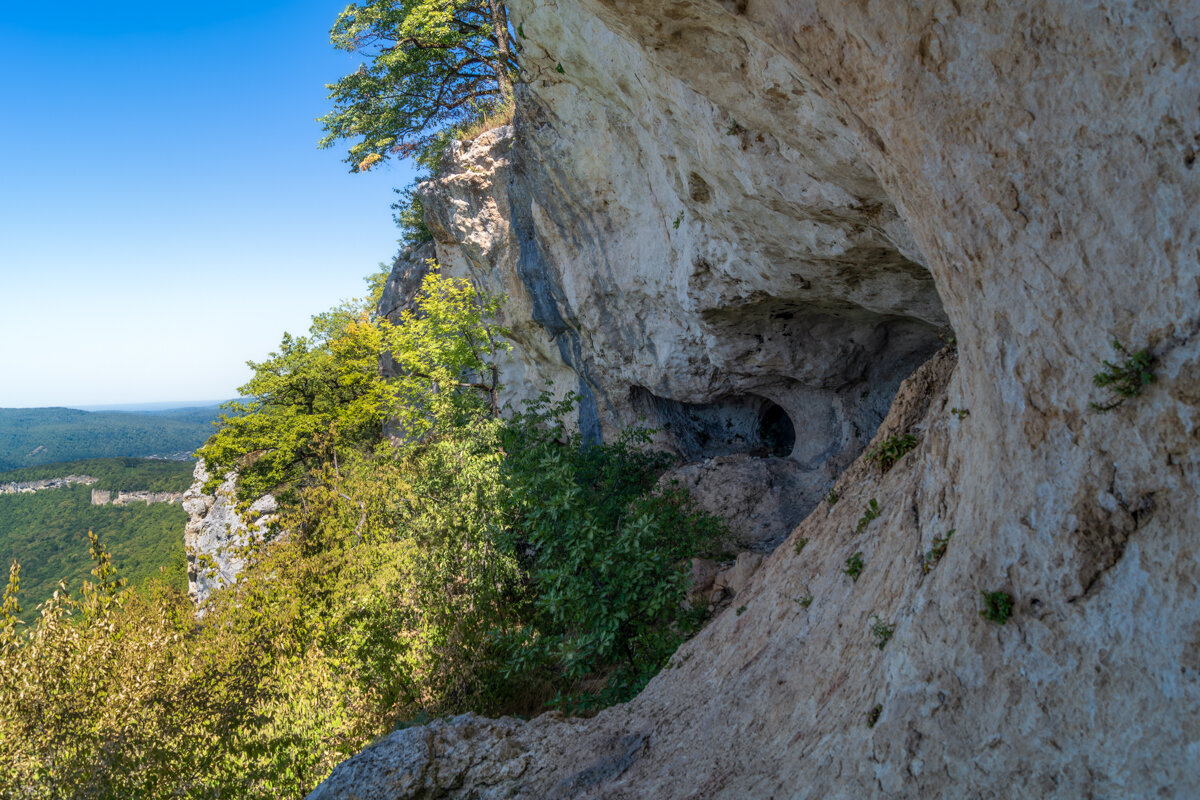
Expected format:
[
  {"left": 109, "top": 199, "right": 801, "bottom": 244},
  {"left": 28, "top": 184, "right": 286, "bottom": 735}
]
[
  {"left": 198, "top": 269, "right": 506, "bottom": 500},
  {"left": 319, "top": 0, "right": 516, "bottom": 172}
]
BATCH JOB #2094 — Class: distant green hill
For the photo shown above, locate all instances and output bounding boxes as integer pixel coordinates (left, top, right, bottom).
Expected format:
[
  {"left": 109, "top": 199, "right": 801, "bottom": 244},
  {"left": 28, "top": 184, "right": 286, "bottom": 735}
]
[
  {"left": 0, "top": 406, "right": 222, "bottom": 470},
  {"left": 0, "top": 459, "right": 195, "bottom": 622}
]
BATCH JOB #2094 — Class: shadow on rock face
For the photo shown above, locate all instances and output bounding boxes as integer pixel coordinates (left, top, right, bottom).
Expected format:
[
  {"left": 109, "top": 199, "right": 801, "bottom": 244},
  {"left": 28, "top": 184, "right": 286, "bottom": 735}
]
[{"left": 630, "top": 387, "right": 797, "bottom": 460}]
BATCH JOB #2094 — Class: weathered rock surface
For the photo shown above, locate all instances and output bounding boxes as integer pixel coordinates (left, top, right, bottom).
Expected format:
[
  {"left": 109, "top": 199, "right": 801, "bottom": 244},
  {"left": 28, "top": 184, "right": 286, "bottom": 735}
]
[
  {"left": 182, "top": 462, "right": 277, "bottom": 607},
  {"left": 90, "top": 488, "right": 184, "bottom": 506},
  {"left": 325, "top": 0, "right": 1200, "bottom": 797},
  {"left": 661, "top": 454, "right": 818, "bottom": 550},
  {"left": 0, "top": 475, "right": 97, "bottom": 495}
]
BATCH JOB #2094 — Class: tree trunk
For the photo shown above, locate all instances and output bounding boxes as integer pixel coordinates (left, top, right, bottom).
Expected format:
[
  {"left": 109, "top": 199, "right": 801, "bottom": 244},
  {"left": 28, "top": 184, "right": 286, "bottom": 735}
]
[{"left": 486, "top": 0, "right": 514, "bottom": 103}]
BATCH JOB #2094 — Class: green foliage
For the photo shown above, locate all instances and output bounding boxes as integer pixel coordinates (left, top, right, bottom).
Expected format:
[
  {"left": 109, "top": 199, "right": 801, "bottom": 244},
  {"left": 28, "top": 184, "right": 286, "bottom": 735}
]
[
  {"left": 725, "top": 119, "right": 745, "bottom": 135},
  {"left": 0, "top": 271, "right": 726, "bottom": 797},
  {"left": 922, "top": 529, "right": 954, "bottom": 574},
  {"left": 869, "top": 614, "right": 894, "bottom": 650},
  {"left": 1090, "top": 339, "right": 1156, "bottom": 411},
  {"left": 979, "top": 591, "right": 1014, "bottom": 625},
  {"left": 825, "top": 487, "right": 840, "bottom": 505},
  {"left": 0, "top": 535, "right": 373, "bottom": 799},
  {"left": 844, "top": 551, "right": 865, "bottom": 582},
  {"left": 867, "top": 703, "right": 882, "bottom": 728},
  {"left": 855, "top": 499, "right": 880, "bottom": 534},
  {"left": 735, "top": 605, "right": 747, "bottom": 616},
  {"left": 392, "top": 186, "right": 433, "bottom": 245},
  {"left": 0, "top": 408, "right": 219, "bottom": 470},
  {"left": 793, "top": 537, "right": 808, "bottom": 555},
  {"left": 198, "top": 270, "right": 507, "bottom": 502},
  {"left": 950, "top": 407, "right": 970, "bottom": 420},
  {"left": 320, "top": 0, "right": 519, "bottom": 247},
  {"left": 794, "top": 595, "right": 813, "bottom": 608},
  {"left": 494, "top": 392, "right": 724, "bottom": 711},
  {"left": 866, "top": 433, "right": 918, "bottom": 472},
  {"left": 319, "top": 0, "right": 517, "bottom": 173},
  {"left": 672, "top": 211, "right": 683, "bottom": 230}
]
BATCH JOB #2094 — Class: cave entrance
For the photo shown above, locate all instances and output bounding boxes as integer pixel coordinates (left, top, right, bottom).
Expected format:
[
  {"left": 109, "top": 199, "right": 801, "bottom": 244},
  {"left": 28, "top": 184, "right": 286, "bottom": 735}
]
[
  {"left": 758, "top": 403, "right": 795, "bottom": 458},
  {"left": 629, "top": 387, "right": 796, "bottom": 461}
]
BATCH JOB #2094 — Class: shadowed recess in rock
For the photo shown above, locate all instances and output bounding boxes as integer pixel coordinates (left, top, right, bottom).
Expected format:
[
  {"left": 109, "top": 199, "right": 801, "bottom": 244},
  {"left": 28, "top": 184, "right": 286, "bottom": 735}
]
[{"left": 630, "top": 388, "right": 796, "bottom": 460}]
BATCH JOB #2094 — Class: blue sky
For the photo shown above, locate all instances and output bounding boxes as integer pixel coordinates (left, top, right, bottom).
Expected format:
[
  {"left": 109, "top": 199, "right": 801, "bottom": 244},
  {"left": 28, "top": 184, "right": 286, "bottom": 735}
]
[{"left": 0, "top": 1, "right": 418, "bottom": 408}]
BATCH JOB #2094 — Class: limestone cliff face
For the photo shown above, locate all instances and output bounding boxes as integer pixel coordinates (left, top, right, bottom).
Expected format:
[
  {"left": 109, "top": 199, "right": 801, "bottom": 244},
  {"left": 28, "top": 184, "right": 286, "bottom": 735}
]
[
  {"left": 90, "top": 488, "right": 184, "bottom": 506},
  {"left": 321, "top": 1, "right": 1200, "bottom": 797},
  {"left": 182, "top": 463, "right": 277, "bottom": 607},
  {"left": 0, "top": 475, "right": 97, "bottom": 495}
]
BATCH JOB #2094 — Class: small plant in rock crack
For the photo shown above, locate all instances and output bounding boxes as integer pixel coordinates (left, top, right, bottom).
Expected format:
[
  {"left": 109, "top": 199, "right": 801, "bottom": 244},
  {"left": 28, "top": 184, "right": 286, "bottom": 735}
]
[
  {"left": 870, "top": 614, "right": 895, "bottom": 650},
  {"left": 867, "top": 434, "right": 919, "bottom": 472},
  {"left": 736, "top": 605, "right": 747, "bottom": 616},
  {"left": 867, "top": 703, "right": 883, "bottom": 728},
  {"left": 672, "top": 211, "right": 684, "bottom": 230},
  {"left": 950, "top": 407, "right": 970, "bottom": 420},
  {"left": 979, "top": 591, "right": 1014, "bottom": 625},
  {"left": 794, "top": 595, "right": 813, "bottom": 608},
  {"left": 1090, "top": 339, "right": 1156, "bottom": 411},
  {"left": 922, "top": 529, "right": 955, "bottom": 574},
  {"left": 825, "top": 487, "right": 840, "bottom": 506},
  {"left": 793, "top": 537, "right": 809, "bottom": 556},
  {"left": 856, "top": 499, "right": 880, "bottom": 534},
  {"left": 843, "top": 551, "right": 865, "bottom": 582},
  {"left": 726, "top": 119, "right": 746, "bottom": 135}
]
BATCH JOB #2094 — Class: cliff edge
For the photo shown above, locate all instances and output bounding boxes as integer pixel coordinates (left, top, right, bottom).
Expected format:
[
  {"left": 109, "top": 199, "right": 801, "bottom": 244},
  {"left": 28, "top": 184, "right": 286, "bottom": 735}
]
[{"left": 313, "top": 1, "right": 1200, "bottom": 797}]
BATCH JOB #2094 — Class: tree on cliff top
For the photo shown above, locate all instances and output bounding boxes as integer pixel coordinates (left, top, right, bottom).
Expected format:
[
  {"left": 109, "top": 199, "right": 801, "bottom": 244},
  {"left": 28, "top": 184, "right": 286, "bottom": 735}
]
[{"left": 319, "top": 0, "right": 517, "bottom": 173}]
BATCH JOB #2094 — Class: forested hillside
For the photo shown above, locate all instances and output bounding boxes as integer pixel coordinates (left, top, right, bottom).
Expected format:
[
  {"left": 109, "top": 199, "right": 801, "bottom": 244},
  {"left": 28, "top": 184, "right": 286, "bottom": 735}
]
[
  {"left": 0, "top": 460, "right": 191, "bottom": 623},
  {"left": 0, "top": 457, "right": 195, "bottom": 492},
  {"left": 0, "top": 406, "right": 222, "bottom": 469}
]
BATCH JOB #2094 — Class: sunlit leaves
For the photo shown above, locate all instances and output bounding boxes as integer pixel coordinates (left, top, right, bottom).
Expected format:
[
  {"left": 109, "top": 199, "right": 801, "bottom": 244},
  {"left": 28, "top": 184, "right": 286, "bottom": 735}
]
[{"left": 319, "top": 0, "right": 517, "bottom": 171}]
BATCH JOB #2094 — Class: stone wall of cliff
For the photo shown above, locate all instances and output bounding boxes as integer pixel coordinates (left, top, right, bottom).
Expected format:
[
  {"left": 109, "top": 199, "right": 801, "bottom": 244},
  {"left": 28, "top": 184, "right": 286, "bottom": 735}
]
[
  {"left": 317, "top": 1, "right": 1200, "bottom": 797},
  {"left": 181, "top": 462, "right": 277, "bottom": 607}
]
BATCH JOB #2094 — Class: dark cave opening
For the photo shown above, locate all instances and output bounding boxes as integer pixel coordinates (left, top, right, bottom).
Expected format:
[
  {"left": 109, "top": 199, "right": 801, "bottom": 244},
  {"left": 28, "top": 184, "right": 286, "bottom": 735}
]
[
  {"left": 629, "top": 387, "right": 796, "bottom": 461},
  {"left": 758, "top": 403, "right": 795, "bottom": 458}
]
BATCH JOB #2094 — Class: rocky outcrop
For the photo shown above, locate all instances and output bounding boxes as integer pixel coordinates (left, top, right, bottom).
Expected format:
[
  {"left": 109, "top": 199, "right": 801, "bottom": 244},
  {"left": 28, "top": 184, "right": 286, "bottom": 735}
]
[
  {"left": 181, "top": 462, "right": 277, "bottom": 607},
  {"left": 0, "top": 475, "right": 96, "bottom": 495},
  {"left": 90, "top": 489, "right": 184, "bottom": 506},
  {"left": 325, "top": 0, "right": 1200, "bottom": 797}
]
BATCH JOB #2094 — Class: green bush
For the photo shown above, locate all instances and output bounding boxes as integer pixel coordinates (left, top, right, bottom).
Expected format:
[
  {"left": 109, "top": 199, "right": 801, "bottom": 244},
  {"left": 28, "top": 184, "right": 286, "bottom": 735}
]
[
  {"left": 855, "top": 499, "right": 880, "bottom": 534},
  {"left": 866, "top": 434, "right": 918, "bottom": 472},
  {"left": 1090, "top": 339, "right": 1155, "bottom": 411},
  {"left": 869, "top": 614, "right": 894, "bottom": 650},
  {"left": 844, "top": 551, "right": 865, "bottom": 582},
  {"left": 494, "top": 393, "right": 724, "bottom": 711},
  {"left": 922, "top": 529, "right": 954, "bottom": 574},
  {"left": 979, "top": 591, "right": 1014, "bottom": 625}
]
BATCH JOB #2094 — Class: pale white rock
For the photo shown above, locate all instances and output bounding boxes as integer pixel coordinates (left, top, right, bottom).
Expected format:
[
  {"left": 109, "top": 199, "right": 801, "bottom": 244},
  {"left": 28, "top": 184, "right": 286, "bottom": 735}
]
[
  {"left": 0, "top": 475, "right": 97, "bottom": 495},
  {"left": 318, "top": 0, "right": 1200, "bottom": 797},
  {"left": 181, "top": 461, "right": 276, "bottom": 607},
  {"left": 91, "top": 488, "right": 184, "bottom": 506}
]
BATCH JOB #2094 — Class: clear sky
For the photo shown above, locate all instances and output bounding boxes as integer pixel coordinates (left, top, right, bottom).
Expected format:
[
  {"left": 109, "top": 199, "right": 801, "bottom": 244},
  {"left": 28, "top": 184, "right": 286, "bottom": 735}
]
[{"left": 0, "top": 1, "right": 418, "bottom": 408}]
